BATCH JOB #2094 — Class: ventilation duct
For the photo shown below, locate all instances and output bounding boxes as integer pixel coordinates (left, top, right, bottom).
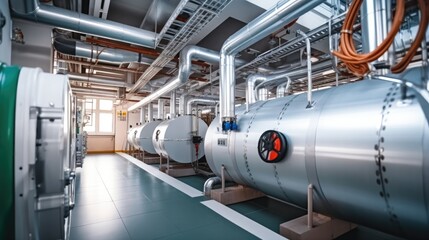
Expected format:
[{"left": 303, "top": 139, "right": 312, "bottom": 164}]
[
  {"left": 53, "top": 37, "right": 176, "bottom": 68},
  {"left": 10, "top": 0, "right": 157, "bottom": 48}
]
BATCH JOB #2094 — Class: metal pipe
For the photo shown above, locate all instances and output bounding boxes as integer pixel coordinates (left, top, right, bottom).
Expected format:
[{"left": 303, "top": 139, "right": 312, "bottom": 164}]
[
  {"left": 297, "top": 30, "right": 313, "bottom": 108},
  {"left": 179, "top": 94, "right": 187, "bottom": 116},
  {"left": 54, "top": 37, "right": 179, "bottom": 69},
  {"left": 10, "top": 0, "right": 157, "bottom": 48},
  {"left": 246, "top": 74, "right": 266, "bottom": 107},
  {"left": 361, "top": 0, "right": 390, "bottom": 72},
  {"left": 203, "top": 177, "right": 221, "bottom": 196},
  {"left": 276, "top": 76, "right": 291, "bottom": 98},
  {"left": 140, "top": 107, "right": 145, "bottom": 123},
  {"left": 128, "top": 45, "right": 245, "bottom": 111},
  {"left": 68, "top": 73, "right": 133, "bottom": 88},
  {"left": 170, "top": 91, "right": 176, "bottom": 119},
  {"left": 71, "top": 87, "right": 116, "bottom": 95},
  {"left": 186, "top": 97, "right": 219, "bottom": 115},
  {"left": 221, "top": 165, "right": 225, "bottom": 193},
  {"left": 308, "top": 184, "right": 313, "bottom": 228},
  {"left": 257, "top": 88, "right": 268, "bottom": 101},
  {"left": 147, "top": 103, "right": 153, "bottom": 122},
  {"left": 157, "top": 99, "right": 164, "bottom": 120},
  {"left": 219, "top": 0, "right": 325, "bottom": 130}
]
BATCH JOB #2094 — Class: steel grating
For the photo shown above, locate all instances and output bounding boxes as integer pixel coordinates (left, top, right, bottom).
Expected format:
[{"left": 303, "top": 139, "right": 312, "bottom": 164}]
[{"left": 129, "top": 0, "right": 232, "bottom": 93}]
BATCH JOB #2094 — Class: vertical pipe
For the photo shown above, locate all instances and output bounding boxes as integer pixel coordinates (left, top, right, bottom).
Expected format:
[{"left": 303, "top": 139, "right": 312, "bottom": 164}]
[
  {"left": 361, "top": 0, "right": 391, "bottom": 73},
  {"left": 158, "top": 99, "right": 164, "bottom": 120},
  {"left": 170, "top": 90, "right": 176, "bottom": 119},
  {"left": 257, "top": 88, "right": 268, "bottom": 101},
  {"left": 179, "top": 94, "right": 186, "bottom": 116},
  {"left": 421, "top": 11, "right": 429, "bottom": 89},
  {"left": 297, "top": 30, "right": 313, "bottom": 107},
  {"left": 147, "top": 103, "right": 153, "bottom": 122},
  {"left": 307, "top": 184, "right": 313, "bottom": 228},
  {"left": 221, "top": 165, "right": 225, "bottom": 193},
  {"left": 140, "top": 107, "right": 145, "bottom": 123},
  {"left": 276, "top": 76, "right": 291, "bottom": 98}
]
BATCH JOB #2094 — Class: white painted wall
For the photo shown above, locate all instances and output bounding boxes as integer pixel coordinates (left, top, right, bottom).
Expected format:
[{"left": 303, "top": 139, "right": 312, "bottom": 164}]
[{"left": 114, "top": 102, "right": 140, "bottom": 151}]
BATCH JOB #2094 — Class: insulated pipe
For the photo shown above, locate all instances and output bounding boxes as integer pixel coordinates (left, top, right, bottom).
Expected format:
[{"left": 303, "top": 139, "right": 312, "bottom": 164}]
[
  {"left": 140, "top": 107, "right": 145, "bottom": 123},
  {"left": 257, "top": 88, "right": 268, "bottom": 101},
  {"left": 128, "top": 45, "right": 246, "bottom": 111},
  {"left": 68, "top": 73, "right": 133, "bottom": 88},
  {"left": 157, "top": 99, "right": 164, "bottom": 120},
  {"left": 54, "top": 37, "right": 177, "bottom": 68},
  {"left": 276, "top": 76, "right": 291, "bottom": 98},
  {"left": 179, "top": 94, "right": 187, "bottom": 116},
  {"left": 219, "top": 0, "right": 325, "bottom": 129},
  {"left": 203, "top": 177, "right": 221, "bottom": 196},
  {"left": 71, "top": 87, "right": 116, "bottom": 95},
  {"left": 10, "top": 0, "right": 157, "bottom": 48},
  {"left": 297, "top": 30, "right": 313, "bottom": 107},
  {"left": 361, "top": 0, "right": 390, "bottom": 68},
  {"left": 246, "top": 74, "right": 266, "bottom": 105},
  {"left": 170, "top": 91, "right": 176, "bottom": 119},
  {"left": 147, "top": 103, "right": 153, "bottom": 122},
  {"left": 254, "top": 60, "right": 332, "bottom": 91},
  {"left": 186, "top": 98, "right": 219, "bottom": 115}
]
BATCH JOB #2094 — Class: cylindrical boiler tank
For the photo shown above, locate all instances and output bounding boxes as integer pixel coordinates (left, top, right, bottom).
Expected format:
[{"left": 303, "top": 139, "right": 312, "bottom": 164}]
[
  {"left": 127, "top": 126, "right": 139, "bottom": 149},
  {"left": 135, "top": 120, "right": 161, "bottom": 154},
  {"left": 153, "top": 115, "right": 208, "bottom": 163},
  {"left": 205, "top": 77, "right": 429, "bottom": 239}
]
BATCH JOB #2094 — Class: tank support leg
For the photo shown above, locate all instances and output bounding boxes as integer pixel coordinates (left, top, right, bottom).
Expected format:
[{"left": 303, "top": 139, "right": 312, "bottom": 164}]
[
  {"left": 308, "top": 184, "right": 313, "bottom": 229},
  {"left": 221, "top": 165, "right": 225, "bottom": 193}
]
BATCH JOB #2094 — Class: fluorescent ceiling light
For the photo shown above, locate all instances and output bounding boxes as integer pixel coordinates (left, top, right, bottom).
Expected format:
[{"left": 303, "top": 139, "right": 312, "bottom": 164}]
[{"left": 246, "top": 0, "right": 278, "bottom": 10}]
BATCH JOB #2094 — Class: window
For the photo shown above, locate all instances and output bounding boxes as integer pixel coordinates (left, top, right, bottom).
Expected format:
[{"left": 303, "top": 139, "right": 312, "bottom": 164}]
[{"left": 83, "top": 98, "right": 115, "bottom": 135}]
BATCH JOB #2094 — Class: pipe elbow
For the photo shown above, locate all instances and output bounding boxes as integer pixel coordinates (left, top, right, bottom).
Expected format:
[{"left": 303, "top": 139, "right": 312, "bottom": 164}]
[{"left": 203, "top": 177, "right": 221, "bottom": 196}]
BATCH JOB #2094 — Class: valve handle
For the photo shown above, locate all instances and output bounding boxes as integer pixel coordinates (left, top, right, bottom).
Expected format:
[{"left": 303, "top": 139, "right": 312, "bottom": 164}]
[{"left": 258, "top": 130, "right": 287, "bottom": 163}]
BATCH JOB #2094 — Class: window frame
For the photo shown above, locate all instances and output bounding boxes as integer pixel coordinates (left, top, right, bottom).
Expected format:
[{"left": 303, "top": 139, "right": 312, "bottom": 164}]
[{"left": 83, "top": 98, "right": 115, "bottom": 136}]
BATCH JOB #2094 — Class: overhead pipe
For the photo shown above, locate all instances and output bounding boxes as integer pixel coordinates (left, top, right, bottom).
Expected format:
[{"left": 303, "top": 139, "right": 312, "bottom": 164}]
[
  {"left": 186, "top": 97, "right": 219, "bottom": 115},
  {"left": 219, "top": 0, "right": 325, "bottom": 131},
  {"left": 246, "top": 60, "right": 331, "bottom": 108},
  {"left": 128, "top": 45, "right": 245, "bottom": 111},
  {"left": 71, "top": 87, "right": 117, "bottom": 96},
  {"left": 54, "top": 37, "right": 177, "bottom": 68},
  {"left": 10, "top": 0, "right": 157, "bottom": 48},
  {"left": 67, "top": 73, "right": 133, "bottom": 88}
]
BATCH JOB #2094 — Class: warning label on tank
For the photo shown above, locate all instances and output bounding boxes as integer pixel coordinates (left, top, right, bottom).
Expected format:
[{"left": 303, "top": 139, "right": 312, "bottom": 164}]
[{"left": 217, "top": 138, "right": 227, "bottom": 146}]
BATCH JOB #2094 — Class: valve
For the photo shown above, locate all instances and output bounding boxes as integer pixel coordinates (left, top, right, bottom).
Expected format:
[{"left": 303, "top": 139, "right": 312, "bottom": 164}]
[
  {"left": 257, "top": 130, "right": 288, "bottom": 163},
  {"left": 222, "top": 120, "right": 238, "bottom": 131}
]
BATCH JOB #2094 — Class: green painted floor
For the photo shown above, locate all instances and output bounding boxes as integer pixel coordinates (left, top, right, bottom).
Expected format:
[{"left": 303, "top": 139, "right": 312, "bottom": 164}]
[
  {"left": 71, "top": 154, "right": 257, "bottom": 240},
  {"left": 71, "top": 154, "right": 405, "bottom": 240}
]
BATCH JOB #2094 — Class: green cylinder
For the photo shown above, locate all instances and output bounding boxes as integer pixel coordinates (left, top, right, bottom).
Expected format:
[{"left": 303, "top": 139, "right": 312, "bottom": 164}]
[{"left": 0, "top": 63, "right": 20, "bottom": 240}]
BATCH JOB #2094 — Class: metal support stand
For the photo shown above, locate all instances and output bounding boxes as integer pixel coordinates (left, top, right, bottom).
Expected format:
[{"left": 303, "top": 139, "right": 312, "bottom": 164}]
[
  {"left": 279, "top": 184, "right": 356, "bottom": 240},
  {"left": 307, "top": 184, "right": 313, "bottom": 228},
  {"left": 221, "top": 165, "right": 226, "bottom": 193}
]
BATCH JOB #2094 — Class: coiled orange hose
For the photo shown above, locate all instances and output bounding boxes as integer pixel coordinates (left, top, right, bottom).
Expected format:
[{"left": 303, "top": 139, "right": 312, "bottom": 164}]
[{"left": 333, "top": 0, "right": 428, "bottom": 76}]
